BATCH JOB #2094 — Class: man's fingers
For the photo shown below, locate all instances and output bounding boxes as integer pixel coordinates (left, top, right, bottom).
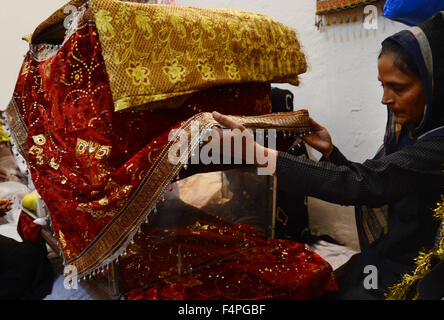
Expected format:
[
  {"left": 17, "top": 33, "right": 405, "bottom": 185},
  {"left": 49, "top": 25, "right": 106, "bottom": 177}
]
[{"left": 212, "top": 111, "right": 246, "bottom": 131}]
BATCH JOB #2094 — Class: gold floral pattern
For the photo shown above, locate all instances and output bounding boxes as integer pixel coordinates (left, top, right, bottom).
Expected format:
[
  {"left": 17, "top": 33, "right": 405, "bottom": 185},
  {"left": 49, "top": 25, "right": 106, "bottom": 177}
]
[
  {"left": 126, "top": 62, "right": 151, "bottom": 87},
  {"left": 95, "top": 146, "right": 112, "bottom": 160},
  {"left": 95, "top": 9, "right": 115, "bottom": 40},
  {"left": 224, "top": 58, "right": 241, "bottom": 80},
  {"left": 49, "top": 157, "right": 60, "bottom": 170},
  {"left": 135, "top": 10, "right": 153, "bottom": 40},
  {"left": 90, "top": 0, "right": 307, "bottom": 112},
  {"left": 75, "top": 138, "right": 88, "bottom": 156},
  {"left": 29, "top": 145, "right": 45, "bottom": 165},
  {"left": 197, "top": 58, "right": 216, "bottom": 81},
  {"left": 162, "top": 58, "right": 187, "bottom": 84}
]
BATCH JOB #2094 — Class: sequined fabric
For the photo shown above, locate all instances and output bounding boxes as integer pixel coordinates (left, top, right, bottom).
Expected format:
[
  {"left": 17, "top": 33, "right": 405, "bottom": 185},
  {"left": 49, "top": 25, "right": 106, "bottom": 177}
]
[
  {"left": 121, "top": 203, "right": 338, "bottom": 300},
  {"left": 7, "top": 2, "right": 340, "bottom": 298},
  {"left": 17, "top": 212, "right": 43, "bottom": 246}
]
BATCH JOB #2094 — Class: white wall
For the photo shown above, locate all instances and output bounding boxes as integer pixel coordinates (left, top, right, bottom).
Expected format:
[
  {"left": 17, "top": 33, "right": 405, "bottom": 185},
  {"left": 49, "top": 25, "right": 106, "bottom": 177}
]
[{"left": 0, "top": 1, "right": 68, "bottom": 111}]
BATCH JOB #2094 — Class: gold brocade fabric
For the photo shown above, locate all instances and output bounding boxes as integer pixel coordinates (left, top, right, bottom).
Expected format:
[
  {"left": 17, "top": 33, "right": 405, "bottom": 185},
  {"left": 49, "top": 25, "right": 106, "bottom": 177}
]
[{"left": 90, "top": 0, "right": 307, "bottom": 111}]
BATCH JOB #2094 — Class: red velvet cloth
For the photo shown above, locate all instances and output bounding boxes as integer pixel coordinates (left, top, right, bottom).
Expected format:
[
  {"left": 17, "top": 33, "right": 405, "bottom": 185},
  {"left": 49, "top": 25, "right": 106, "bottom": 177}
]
[
  {"left": 17, "top": 212, "right": 42, "bottom": 246},
  {"left": 11, "top": 22, "right": 338, "bottom": 299},
  {"left": 121, "top": 204, "right": 338, "bottom": 300}
]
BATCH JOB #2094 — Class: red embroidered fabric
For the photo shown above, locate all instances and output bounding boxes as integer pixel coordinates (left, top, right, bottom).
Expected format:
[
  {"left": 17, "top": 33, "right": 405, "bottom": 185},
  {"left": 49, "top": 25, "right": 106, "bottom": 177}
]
[
  {"left": 10, "top": 24, "right": 271, "bottom": 267},
  {"left": 9, "top": 22, "right": 337, "bottom": 299},
  {"left": 121, "top": 203, "right": 338, "bottom": 300},
  {"left": 17, "top": 212, "right": 42, "bottom": 246}
]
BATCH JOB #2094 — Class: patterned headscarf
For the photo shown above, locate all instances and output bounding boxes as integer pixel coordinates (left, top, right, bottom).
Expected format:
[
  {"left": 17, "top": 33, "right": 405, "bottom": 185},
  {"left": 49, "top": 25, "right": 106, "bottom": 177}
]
[{"left": 380, "top": 11, "right": 444, "bottom": 157}]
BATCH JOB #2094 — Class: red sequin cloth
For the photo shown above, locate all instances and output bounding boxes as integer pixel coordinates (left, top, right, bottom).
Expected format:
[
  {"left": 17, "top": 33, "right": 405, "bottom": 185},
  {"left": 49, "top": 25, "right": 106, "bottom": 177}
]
[{"left": 121, "top": 204, "right": 338, "bottom": 300}]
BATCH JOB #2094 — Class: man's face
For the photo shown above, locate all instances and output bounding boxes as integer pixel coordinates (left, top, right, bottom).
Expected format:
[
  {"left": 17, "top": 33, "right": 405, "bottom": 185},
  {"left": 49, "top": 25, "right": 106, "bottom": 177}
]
[{"left": 378, "top": 53, "right": 426, "bottom": 126}]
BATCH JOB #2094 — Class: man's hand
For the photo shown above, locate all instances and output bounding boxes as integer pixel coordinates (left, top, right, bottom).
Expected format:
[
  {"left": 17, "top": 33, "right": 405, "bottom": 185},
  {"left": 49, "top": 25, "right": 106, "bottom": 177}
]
[
  {"left": 211, "top": 111, "right": 277, "bottom": 175},
  {"left": 302, "top": 118, "right": 334, "bottom": 160}
]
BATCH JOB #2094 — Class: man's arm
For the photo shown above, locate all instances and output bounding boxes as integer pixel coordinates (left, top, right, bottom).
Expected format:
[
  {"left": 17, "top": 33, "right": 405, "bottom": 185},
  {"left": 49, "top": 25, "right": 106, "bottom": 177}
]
[{"left": 276, "top": 137, "right": 444, "bottom": 207}]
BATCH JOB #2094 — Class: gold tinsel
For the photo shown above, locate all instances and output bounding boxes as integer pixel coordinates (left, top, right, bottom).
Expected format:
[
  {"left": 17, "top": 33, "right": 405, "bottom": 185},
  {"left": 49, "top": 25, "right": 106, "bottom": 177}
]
[{"left": 385, "top": 193, "right": 444, "bottom": 300}]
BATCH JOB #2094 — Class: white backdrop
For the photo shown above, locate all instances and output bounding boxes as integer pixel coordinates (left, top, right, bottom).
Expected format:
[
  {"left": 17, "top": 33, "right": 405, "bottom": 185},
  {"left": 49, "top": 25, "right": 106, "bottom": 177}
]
[{"left": 0, "top": 1, "right": 68, "bottom": 110}]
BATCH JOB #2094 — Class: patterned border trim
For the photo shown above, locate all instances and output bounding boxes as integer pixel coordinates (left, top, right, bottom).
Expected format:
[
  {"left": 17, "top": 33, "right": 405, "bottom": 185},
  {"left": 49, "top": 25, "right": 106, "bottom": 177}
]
[
  {"left": 410, "top": 26, "right": 434, "bottom": 94},
  {"left": 6, "top": 99, "right": 28, "bottom": 162},
  {"left": 316, "top": 0, "right": 380, "bottom": 15}
]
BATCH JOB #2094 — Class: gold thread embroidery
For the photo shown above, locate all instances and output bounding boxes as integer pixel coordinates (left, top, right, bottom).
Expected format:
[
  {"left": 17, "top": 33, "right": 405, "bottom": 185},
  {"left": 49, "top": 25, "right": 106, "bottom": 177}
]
[
  {"left": 95, "top": 146, "right": 112, "bottom": 160},
  {"left": 67, "top": 111, "right": 310, "bottom": 277},
  {"left": 32, "top": 134, "right": 46, "bottom": 146},
  {"left": 197, "top": 59, "right": 216, "bottom": 81},
  {"left": 59, "top": 230, "right": 67, "bottom": 249},
  {"left": 75, "top": 138, "right": 88, "bottom": 156},
  {"left": 49, "top": 157, "right": 60, "bottom": 170},
  {"left": 162, "top": 58, "right": 187, "bottom": 84},
  {"left": 98, "top": 197, "right": 109, "bottom": 206},
  {"left": 126, "top": 62, "right": 151, "bottom": 87},
  {"left": 29, "top": 146, "right": 45, "bottom": 165},
  {"left": 95, "top": 9, "right": 115, "bottom": 40},
  {"left": 76, "top": 138, "right": 112, "bottom": 160}
]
